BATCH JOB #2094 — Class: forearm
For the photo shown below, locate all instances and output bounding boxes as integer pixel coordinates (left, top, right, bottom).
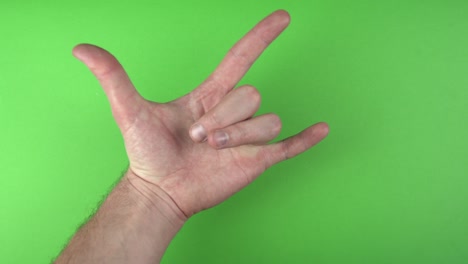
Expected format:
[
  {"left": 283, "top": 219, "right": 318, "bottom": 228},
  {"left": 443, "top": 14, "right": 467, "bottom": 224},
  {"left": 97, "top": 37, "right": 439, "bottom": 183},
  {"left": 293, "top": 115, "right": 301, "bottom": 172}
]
[{"left": 55, "top": 170, "right": 186, "bottom": 264}]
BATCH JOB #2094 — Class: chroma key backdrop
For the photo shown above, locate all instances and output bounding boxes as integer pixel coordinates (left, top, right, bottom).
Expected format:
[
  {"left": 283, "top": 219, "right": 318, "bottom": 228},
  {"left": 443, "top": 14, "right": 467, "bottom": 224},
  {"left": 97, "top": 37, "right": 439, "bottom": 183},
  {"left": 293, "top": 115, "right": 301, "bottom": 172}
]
[{"left": 1, "top": 0, "right": 467, "bottom": 263}]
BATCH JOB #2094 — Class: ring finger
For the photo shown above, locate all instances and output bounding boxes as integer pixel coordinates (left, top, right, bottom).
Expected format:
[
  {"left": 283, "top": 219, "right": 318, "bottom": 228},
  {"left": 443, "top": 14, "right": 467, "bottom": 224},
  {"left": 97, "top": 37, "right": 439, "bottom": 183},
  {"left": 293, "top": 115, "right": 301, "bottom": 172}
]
[{"left": 207, "top": 113, "right": 282, "bottom": 149}]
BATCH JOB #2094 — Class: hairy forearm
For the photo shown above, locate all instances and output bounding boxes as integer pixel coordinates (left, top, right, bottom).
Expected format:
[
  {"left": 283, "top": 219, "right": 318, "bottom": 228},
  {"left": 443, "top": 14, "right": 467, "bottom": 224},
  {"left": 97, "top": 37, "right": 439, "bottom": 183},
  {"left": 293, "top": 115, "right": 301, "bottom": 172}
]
[{"left": 55, "top": 170, "right": 186, "bottom": 264}]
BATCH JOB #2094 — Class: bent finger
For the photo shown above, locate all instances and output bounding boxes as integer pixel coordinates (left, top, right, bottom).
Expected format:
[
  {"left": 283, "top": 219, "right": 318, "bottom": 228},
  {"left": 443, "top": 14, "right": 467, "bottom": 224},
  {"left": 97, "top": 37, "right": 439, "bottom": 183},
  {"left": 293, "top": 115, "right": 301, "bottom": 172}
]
[
  {"left": 189, "top": 85, "right": 261, "bottom": 142},
  {"left": 207, "top": 113, "right": 282, "bottom": 149}
]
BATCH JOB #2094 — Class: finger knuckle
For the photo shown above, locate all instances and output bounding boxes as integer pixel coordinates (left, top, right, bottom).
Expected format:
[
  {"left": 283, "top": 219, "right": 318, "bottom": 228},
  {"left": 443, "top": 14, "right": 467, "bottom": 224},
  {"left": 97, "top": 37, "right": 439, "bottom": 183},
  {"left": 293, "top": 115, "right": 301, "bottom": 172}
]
[
  {"left": 241, "top": 85, "right": 261, "bottom": 105},
  {"left": 236, "top": 125, "right": 248, "bottom": 142},
  {"left": 228, "top": 48, "right": 252, "bottom": 66},
  {"left": 281, "top": 140, "right": 291, "bottom": 160},
  {"left": 208, "top": 112, "right": 222, "bottom": 127},
  {"left": 269, "top": 114, "right": 282, "bottom": 135},
  {"left": 225, "top": 125, "right": 240, "bottom": 144}
]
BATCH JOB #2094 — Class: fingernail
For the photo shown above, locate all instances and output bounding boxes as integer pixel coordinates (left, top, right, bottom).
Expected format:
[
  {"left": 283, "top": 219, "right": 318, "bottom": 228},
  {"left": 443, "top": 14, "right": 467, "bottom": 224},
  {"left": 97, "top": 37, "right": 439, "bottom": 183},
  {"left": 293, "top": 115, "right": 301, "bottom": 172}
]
[
  {"left": 214, "top": 130, "right": 229, "bottom": 147},
  {"left": 190, "top": 123, "right": 207, "bottom": 142}
]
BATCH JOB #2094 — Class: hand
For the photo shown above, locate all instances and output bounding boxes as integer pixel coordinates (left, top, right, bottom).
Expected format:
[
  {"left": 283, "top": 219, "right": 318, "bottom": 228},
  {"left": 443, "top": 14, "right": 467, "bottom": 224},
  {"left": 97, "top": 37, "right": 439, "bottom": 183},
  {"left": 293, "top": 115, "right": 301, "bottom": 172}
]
[{"left": 72, "top": 10, "right": 329, "bottom": 219}]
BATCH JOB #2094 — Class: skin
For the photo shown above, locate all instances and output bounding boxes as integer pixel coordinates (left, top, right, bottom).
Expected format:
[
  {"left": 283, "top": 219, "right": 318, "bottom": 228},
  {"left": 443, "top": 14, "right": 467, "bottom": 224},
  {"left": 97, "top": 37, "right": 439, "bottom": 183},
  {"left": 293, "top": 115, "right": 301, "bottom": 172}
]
[{"left": 55, "top": 10, "right": 329, "bottom": 264}]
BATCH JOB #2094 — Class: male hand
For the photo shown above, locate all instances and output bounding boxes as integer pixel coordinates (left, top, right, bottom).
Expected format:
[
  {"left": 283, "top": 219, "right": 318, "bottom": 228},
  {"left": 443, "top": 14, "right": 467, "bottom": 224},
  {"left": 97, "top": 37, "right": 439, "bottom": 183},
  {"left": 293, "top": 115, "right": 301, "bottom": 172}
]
[{"left": 72, "top": 10, "right": 329, "bottom": 220}]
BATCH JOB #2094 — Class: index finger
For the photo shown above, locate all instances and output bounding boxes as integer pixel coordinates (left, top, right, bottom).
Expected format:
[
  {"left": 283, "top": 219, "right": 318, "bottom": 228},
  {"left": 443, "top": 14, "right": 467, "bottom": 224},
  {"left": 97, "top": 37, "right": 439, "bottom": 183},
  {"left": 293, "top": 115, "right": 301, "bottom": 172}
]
[{"left": 197, "top": 10, "right": 291, "bottom": 101}]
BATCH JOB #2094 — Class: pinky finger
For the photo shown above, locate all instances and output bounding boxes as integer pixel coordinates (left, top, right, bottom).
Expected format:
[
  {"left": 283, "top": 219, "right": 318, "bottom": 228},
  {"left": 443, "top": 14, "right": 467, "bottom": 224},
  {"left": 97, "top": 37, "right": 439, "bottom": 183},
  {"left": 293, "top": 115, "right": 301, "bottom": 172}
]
[{"left": 261, "top": 122, "right": 329, "bottom": 168}]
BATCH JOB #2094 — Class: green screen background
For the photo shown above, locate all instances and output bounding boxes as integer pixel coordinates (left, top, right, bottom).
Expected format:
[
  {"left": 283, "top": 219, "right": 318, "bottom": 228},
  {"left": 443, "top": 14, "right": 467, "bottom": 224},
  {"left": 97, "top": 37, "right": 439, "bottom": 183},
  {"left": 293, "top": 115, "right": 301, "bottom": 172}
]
[{"left": 1, "top": 0, "right": 467, "bottom": 263}]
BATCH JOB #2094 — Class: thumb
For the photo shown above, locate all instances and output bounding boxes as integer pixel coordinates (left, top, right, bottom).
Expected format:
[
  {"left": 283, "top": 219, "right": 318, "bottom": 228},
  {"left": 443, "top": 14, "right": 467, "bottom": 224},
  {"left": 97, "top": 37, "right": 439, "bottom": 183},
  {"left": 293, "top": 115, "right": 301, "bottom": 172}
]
[{"left": 72, "top": 43, "right": 144, "bottom": 128}]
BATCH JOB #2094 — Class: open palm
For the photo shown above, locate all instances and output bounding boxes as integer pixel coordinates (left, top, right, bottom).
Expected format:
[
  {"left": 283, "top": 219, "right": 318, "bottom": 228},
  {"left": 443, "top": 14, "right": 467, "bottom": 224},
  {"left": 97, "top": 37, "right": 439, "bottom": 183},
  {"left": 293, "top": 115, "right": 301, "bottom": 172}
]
[{"left": 72, "top": 10, "right": 329, "bottom": 218}]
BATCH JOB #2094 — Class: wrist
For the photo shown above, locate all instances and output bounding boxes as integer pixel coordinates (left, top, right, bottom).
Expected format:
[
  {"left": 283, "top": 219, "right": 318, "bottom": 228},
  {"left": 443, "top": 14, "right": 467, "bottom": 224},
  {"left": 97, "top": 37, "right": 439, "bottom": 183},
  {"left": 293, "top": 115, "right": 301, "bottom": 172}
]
[
  {"left": 56, "top": 170, "right": 187, "bottom": 264},
  {"left": 124, "top": 169, "right": 188, "bottom": 227}
]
